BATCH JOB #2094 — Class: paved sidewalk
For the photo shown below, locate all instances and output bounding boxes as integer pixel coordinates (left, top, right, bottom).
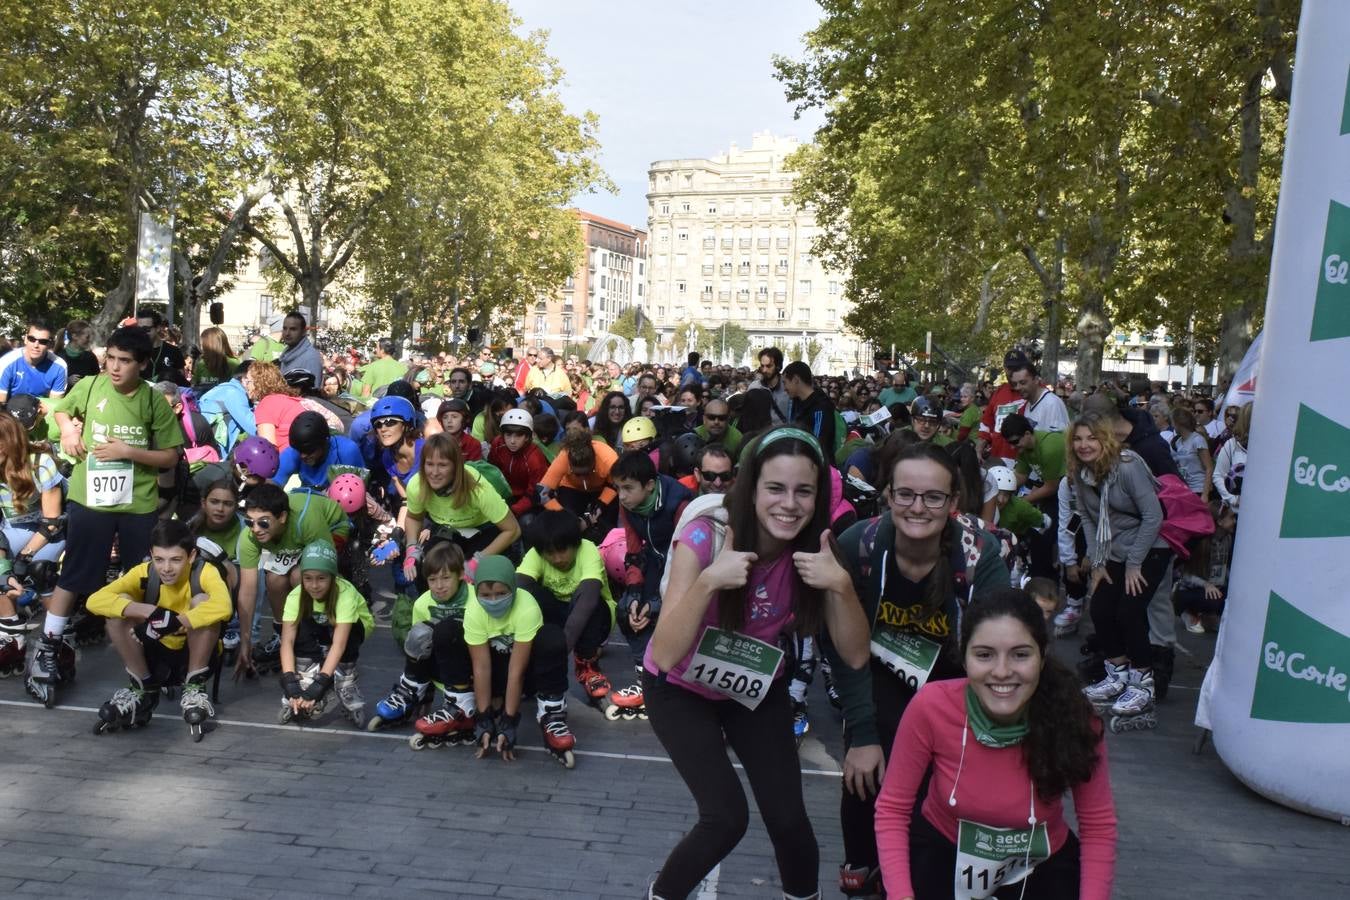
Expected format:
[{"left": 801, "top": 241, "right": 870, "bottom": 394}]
[{"left": 0, "top": 619, "right": 1346, "bottom": 898}]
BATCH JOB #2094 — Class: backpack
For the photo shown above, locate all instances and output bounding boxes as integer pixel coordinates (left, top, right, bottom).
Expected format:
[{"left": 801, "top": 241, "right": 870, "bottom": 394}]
[
  {"left": 1155, "top": 473, "right": 1215, "bottom": 560},
  {"left": 657, "top": 492, "right": 729, "bottom": 600},
  {"left": 467, "top": 460, "right": 512, "bottom": 502}
]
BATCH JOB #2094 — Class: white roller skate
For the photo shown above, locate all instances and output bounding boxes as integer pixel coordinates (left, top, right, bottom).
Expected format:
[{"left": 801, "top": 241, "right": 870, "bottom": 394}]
[
  {"left": 1053, "top": 601, "right": 1083, "bottom": 637},
  {"left": 279, "top": 659, "right": 329, "bottom": 724},
  {"left": 1082, "top": 659, "right": 1127, "bottom": 712},
  {"left": 1108, "top": 668, "right": 1157, "bottom": 733},
  {"left": 334, "top": 662, "right": 365, "bottom": 727}
]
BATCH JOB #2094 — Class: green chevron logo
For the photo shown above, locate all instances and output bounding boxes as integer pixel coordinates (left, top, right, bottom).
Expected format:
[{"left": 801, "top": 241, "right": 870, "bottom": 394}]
[
  {"left": 1280, "top": 404, "right": 1350, "bottom": 538},
  {"left": 1312, "top": 200, "right": 1350, "bottom": 342},
  {"left": 1252, "top": 592, "right": 1350, "bottom": 724}
]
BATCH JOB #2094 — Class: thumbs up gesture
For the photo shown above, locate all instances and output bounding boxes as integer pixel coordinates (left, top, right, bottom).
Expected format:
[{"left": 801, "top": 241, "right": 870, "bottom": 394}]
[
  {"left": 793, "top": 530, "right": 850, "bottom": 594},
  {"left": 701, "top": 525, "right": 758, "bottom": 592}
]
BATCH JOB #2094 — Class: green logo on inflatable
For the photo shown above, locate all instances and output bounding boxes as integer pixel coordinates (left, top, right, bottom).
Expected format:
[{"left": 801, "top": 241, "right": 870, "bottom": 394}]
[
  {"left": 1280, "top": 404, "right": 1350, "bottom": 539},
  {"left": 1342, "top": 63, "right": 1350, "bottom": 135},
  {"left": 1251, "top": 592, "right": 1350, "bottom": 724},
  {"left": 1312, "top": 200, "right": 1350, "bottom": 342}
]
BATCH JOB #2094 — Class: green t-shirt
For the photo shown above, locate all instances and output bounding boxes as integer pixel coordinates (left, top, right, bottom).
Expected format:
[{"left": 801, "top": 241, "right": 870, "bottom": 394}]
[
  {"left": 244, "top": 336, "right": 285, "bottom": 364},
  {"left": 471, "top": 412, "right": 486, "bottom": 441},
  {"left": 463, "top": 588, "right": 543, "bottom": 651},
  {"left": 411, "top": 582, "right": 474, "bottom": 626},
  {"left": 283, "top": 576, "right": 374, "bottom": 635},
  {"left": 999, "top": 496, "right": 1047, "bottom": 538},
  {"left": 878, "top": 385, "right": 917, "bottom": 407},
  {"left": 239, "top": 492, "right": 350, "bottom": 570},
  {"left": 536, "top": 439, "right": 560, "bottom": 462},
  {"left": 199, "top": 515, "right": 244, "bottom": 563},
  {"left": 1015, "top": 430, "right": 1067, "bottom": 485},
  {"left": 958, "top": 403, "right": 983, "bottom": 435},
  {"left": 515, "top": 540, "right": 616, "bottom": 624},
  {"left": 359, "top": 357, "right": 407, "bottom": 394},
  {"left": 406, "top": 468, "right": 508, "bottom": 530},
  {"left": 59, "top": 375, "right": 184, "bottom": 514},
  {"left": 194, "top": 357, "right": 240, "bottom": 384}
]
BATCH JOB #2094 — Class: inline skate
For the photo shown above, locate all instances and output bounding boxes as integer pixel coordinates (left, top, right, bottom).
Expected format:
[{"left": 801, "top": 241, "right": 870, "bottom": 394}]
[
  {"left": 251, "top": 632, "right": 283, "bottom": 675},
  {"left": 410, "top": 690, "right": 477, "bottom": 750},
  {"left": 279, "top": 659, "right": 330, "bottom": 724},
  {"left": 333, "top": 661, "right": 365, "bottom": 727},
  {"left": 220, "top": 615, "right": 241, "bottom": 667},
  {"left": 792, "top": 700, "right": 811, "bottom": 746},
  {"left": 24, "top": 632, "right": 76, "bottom": 707},
  {"left": 537, "top": 694, "right": 575, "bottom": 768},
  {"left": 367, "top": 674, "right": 430, "bottom": 731},
  {"left": 604, "top": 668, "right": 646, "bottom": 721},
  {"left": 574, "top": 653, "right": 611, "bottom": 707},
  {"left": 180, "top": 667, "right": 215, "bottom": 742},
  {"left": 1108, "top": 669, "right": 1157, "bottom": 733},
  {"left": 69, "top": 606, "right": 106, "bottom": 647},
  {"left": 0, "top": 625, "right": 25, "bottom": 677},
  {"left": 1083, "top": 660, "right": 1127, "bottom": 713},
  {"left": 839, "top": 863, "right": 883, "bottom": 899},
  {"left": 94, "top": 671, "right": 160, "bottom": 734},
  {"left": 1054, "top": 601, "right": 1083, "bottom": 637}
]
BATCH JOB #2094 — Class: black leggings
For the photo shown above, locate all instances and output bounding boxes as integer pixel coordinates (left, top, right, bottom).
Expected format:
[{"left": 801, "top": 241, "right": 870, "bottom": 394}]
[
  {"left": 293, "top": 619, "right": 365, "bottom": 663},
  {"left": 840, "top": 662, "right": 920, "bottom": 869},
  {"left": 644, "top": 673, "right": 818, "bottom": 899},
  {"left": 407, "top": 617, "right": 568, "bottom": 698},
  {"left": 1088, "top": 549, "right": 1172, "bottom": 668},
  {"left": 908, "top": 809, "right": 1082, "bottom": 899},
  {"left": 519, "top": 582, "right": 611, "bottom": 660}
]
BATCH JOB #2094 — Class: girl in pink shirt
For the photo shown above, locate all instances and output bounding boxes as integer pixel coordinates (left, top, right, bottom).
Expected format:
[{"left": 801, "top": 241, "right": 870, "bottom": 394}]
[
  {"left": 874, "top": 588, "right": 1117, "bottom": 900},
  {"left": 643, "top": 428, "right": 872, "bottom": 900}
]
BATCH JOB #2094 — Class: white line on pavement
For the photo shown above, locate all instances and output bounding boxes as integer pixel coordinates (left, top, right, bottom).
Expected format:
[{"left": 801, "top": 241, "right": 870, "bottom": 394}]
[
  {"left": 0, "top": 698, "right": 845, "bottom": 777},
  {"left": 696, "top": 862, "right": 721, "bottom": 899}
]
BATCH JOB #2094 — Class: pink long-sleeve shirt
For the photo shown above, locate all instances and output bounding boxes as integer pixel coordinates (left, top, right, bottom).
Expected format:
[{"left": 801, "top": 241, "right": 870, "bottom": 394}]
[{"left": 874, "top": 678, "right": 1117, "bottom": 900}]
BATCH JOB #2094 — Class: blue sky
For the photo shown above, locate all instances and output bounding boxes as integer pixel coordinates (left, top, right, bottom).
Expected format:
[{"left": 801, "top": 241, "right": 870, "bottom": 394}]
[{"left": 510, "top": 0, "right": 826, "bottom": 230}]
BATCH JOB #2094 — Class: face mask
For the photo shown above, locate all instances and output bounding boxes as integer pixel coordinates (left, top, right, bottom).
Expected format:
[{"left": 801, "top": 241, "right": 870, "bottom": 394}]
[{"left": 477, "top": 592, "right": 514, "bottom": 618}]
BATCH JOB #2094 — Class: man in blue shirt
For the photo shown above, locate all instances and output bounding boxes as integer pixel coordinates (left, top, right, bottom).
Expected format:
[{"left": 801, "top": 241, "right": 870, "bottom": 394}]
[
  {"left": 271, "top": 410, "right": 367, "bottom": 491},
  {"left": 0, "top": 318, "right": 68, "bottom": 405}
]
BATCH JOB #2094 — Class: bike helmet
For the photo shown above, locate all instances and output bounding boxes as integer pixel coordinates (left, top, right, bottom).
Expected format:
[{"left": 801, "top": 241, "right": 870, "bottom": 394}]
[
  {"left": 327, "top": 473, "right": 366, "bottom": 514},
  {"left": 910, "top": 396, "right": 942, "bottom": 421},
  {"left": 499, "top": 408, "right": 534, "bottom": 432},
  {"left": 988, "top": 465, "right": 1018, "bottom": 493},
  {"left": 288, "top": 411, "right": 331, "bottom": 456},
  {"left": 621, "top": 416, "right": 657, "bottom": 444},
  {"left": 5, "top": 394, "right": 40, "bottom": 431},
  {"left": 370, "top": 395, "right": 416, "bottom": 424},
  {"left": 233, "top": 436, "right": 280, "bottom": 479},
  {"left": 668, "top": 432, "right": 706, "bottom": 477}
]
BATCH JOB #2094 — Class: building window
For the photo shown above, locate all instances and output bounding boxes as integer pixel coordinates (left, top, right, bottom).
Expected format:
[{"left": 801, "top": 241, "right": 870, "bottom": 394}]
[
  {"left": 677, "top": 281, "right": 687, "bottom": 294},
  {"left": 702, "top": 306, "right": 712, "bottom": 318},
  {"left": 702, "top": 284, "right": 714, "bottom": 295},
  {"left": 757, "top": 308, "right": 767, "bottom": 320},
  {"left": 1143, "top": 348, "right": 1161, "bottom": 365},
  {"left": 660, "top": 202, "right": 670, "bottom": 214},
  {"left": 681, "top": 202, "right": 691, "bottom": 212},
  {"left": 259, "top": 294, "right": 276, "bottom": 321},
  {"left": 534, "top": 315, "right": 545, "bottom": 332},
  {"left": 827, "top": 308, "right": 837, "bottom": 323},
  {"left": 776, "top": 309, "right": 787, "bottom": 320},
  {"left": 707, "top": 202, "right": 718, "bottom": 214},
  {"left": 797, "top": 280, "right": 812, "bottom": 295},
  {"left": 658, "top": 306, "right": 665, "bottom": 318},
  {"left": 720, "top": 307, "right": 730, "bottom": 319},
  {"left": 828, "top": 281, "right": 840, "bottom": 295},
  {"left": 677, "top": 230, "right": 688, "bottom": 242}
]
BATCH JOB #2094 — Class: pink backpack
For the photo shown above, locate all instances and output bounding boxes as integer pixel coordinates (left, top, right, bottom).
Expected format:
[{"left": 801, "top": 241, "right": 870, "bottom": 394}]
[{"left": 1156, "top": 473, "right": 1215, "bottom": 560}]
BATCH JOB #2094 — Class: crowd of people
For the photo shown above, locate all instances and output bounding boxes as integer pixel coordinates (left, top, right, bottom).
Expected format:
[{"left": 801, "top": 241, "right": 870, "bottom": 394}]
[{"left": 0, "top": 310, "right": 1251, "bottom": 899}]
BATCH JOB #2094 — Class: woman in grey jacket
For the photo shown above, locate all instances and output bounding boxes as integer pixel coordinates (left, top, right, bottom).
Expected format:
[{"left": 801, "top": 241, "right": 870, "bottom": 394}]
[{"left": 1069, "top": 413, "right": 1172, "bottom": 727}]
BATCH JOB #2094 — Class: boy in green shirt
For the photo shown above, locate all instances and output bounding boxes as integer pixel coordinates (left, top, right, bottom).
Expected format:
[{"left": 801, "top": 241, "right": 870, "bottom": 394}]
[
  {"left": 27, "top": 326, "right": 184, "bottom": 707},
  {"left": 235, "top": 482, "right": 350, "bottom": 677}
]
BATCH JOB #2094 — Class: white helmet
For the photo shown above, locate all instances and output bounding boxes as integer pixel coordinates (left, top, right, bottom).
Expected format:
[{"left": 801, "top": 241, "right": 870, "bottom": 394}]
[
  {"left": 500, "top": 408, "right": 534, "bottom": 432},
  {"left": 988, "top": 466, "right": 1018, "bottom": 492}
]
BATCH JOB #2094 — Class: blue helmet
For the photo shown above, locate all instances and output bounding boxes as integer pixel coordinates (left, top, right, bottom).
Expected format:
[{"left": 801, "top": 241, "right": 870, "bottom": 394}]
[{"left": 371, "top": 395, "right": 416, "bottom": 423}]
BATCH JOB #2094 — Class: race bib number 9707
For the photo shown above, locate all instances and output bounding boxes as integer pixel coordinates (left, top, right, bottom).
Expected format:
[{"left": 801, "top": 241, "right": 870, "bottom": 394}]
[
  {"left": 87, "top": 458, "right": 134, "bottom": 508},
  {"left": 679, "top": 626, "right": 784, "bottom": 710}
]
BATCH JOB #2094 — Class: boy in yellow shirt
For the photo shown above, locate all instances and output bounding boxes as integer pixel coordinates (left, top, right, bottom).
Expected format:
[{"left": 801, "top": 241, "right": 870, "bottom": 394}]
[{"left": 88, "top": 519, "right": 231, "bottom": 739}]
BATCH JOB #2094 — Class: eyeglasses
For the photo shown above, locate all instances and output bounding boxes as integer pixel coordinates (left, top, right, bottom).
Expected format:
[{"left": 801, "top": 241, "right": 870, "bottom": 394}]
[
  {"left": 885, "top": 487, "right": 951, "bottom": 509},
  {"left": 373, "top": 417, "right": 405, "bottom": 429},
  {"left": 25, "top": 334, "right": 53, "bottom": 347},
  {"left": 701, "top": 469, "right": 735, "bottom": 483},
  {"left": 608, "top": 403, "right": 628, "bottom": 411},
  {"left": 245, "top": 517, "right": 274, "bottom": 531}
]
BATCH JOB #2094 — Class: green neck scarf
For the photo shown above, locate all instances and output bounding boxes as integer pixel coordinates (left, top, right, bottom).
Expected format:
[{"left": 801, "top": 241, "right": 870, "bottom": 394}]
[
  {"left": 633, "top": 479, "right": 662, "bottom": 518},
  {"left": 965, "top": 684, "right": 1029, "bottom": 748}
]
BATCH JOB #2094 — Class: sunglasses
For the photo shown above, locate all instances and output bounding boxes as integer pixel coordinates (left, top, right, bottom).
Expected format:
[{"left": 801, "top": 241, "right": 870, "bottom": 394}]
[
  {"left": 25, "top": 334, "right": 53, "bottom": 347},
  {"left": 701, "top": 469, "right": 735, "bottom": 483},
  {"left": 373, "top": 417, "right": 405, "bottom": 429},
  {"left": 245, "top": 517, "right": 274, "bottom": 531},
  {"left": 703, "top": 413, "right": 727, "bottom": 422}
]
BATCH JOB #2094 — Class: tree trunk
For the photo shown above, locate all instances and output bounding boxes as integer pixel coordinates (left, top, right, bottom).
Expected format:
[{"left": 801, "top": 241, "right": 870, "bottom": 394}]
[
  {"left": 1216, "top": 68, "right": 1267, "bottom": 379},
  {"left": 1074, "top": 300, "right": 1110, "bottom": 386}
]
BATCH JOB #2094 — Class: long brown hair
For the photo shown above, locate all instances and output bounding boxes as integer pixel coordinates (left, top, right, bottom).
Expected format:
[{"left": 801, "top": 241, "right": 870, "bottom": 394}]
[
  {"left": 0, "top": 411, "right": 39, "bottom": 511},
  {"left": 199, "top": 326, "right": 236, "bottom": 381},
  {"left": 719, "top": 429, "right": 832, "bottom": 635},
  {"left": 415, "top": 432, "right": 472, "bottom": 507},
  {"left": 1066, "top": 413, "right": 1123, "bottom": 483},
  {"left": 249, "top": 362, "right": 297, "bottom": 399}
]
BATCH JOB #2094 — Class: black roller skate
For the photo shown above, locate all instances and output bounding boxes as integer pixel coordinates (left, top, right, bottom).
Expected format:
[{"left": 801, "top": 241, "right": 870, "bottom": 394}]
[
  {"left": 537, "top": 694, "right": 575, "bottom": 768},
  {"left": 334, "top": 662, "right": 365, "bottom": 728},
  {"left": 279, "top": 659, "right": 329, "bottom": 724},
  {"left": 220, "top": 615, "right": 240, "bottom": 668},
  {"left": 24, "top": 632, "right": 76, "bottom": 707},
  {"left": 368, "top": 674, "right": 430, "bottom": 732},
  {"left": 410, "top": 690, "right": 476, "bottom": 750},
  {"left": 94, "top": 671, "right": 160, "bottom": 734},
  {"left": 0, "top": 625, "right": 25, "bottom": 677},
  {"left": 69, "top": 607, "right": 107, "bottom": 647},
  {"left": 180, "top": 667, "right": 215, "bottom": 742},
  {"left": 252, "top": 633, "right": 283, "bottom": 675}
]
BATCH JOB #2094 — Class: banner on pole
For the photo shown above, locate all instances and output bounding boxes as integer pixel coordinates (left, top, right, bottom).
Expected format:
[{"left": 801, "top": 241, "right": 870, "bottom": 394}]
[{"left": 135, "top": 211, "right": 174, "bottom": 306}]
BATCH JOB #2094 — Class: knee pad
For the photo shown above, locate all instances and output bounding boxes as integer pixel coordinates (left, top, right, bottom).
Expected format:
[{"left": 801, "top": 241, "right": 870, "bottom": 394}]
[
  {"left": 404, "top": 623, "right": 434, "bottom": 661},
  {"left": 29, "top": 560, "right": 59, "bottom": 595}
]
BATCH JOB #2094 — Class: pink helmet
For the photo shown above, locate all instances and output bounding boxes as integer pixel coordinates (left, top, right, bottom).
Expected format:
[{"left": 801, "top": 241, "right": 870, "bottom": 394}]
[
  {"left": 234, "top": 436, "right": 280, "bottom": 479},
  {"left": 598, "top": 527, "right": 627, "bottom": 583},
  {"left": 327, "top": 473, "right": 366, "bottom": 514}
]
